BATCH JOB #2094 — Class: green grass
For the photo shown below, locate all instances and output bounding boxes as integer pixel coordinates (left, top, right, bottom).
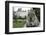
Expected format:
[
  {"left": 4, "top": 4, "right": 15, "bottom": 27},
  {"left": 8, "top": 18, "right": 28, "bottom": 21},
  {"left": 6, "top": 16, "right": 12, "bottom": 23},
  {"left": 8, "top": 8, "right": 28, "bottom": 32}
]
[{"left": 13, "top": 19, "right": 26, "bottom": 28}]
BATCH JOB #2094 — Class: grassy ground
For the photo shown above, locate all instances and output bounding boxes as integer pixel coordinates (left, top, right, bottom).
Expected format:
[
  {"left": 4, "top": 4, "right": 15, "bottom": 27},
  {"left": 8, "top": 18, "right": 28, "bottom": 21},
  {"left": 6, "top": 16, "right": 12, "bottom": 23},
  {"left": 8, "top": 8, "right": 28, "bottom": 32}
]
[{"left": 13, "top": 19, "right": 26, "bottom": 28}]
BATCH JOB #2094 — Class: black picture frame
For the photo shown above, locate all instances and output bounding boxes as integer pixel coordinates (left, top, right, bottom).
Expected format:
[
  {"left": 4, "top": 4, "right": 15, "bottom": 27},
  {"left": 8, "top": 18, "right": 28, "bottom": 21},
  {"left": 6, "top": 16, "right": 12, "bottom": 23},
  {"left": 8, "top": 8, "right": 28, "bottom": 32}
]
[{"left": 5, "top": 1, "right": 45, "bottom": 34}]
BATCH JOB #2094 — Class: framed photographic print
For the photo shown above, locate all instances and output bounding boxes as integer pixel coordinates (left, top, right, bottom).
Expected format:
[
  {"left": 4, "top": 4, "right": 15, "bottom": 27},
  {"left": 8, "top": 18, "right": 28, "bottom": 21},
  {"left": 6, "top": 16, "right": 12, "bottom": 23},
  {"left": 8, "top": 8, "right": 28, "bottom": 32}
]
[{"left": 5, "top": 1, "right": 45, "bottom": 34}]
